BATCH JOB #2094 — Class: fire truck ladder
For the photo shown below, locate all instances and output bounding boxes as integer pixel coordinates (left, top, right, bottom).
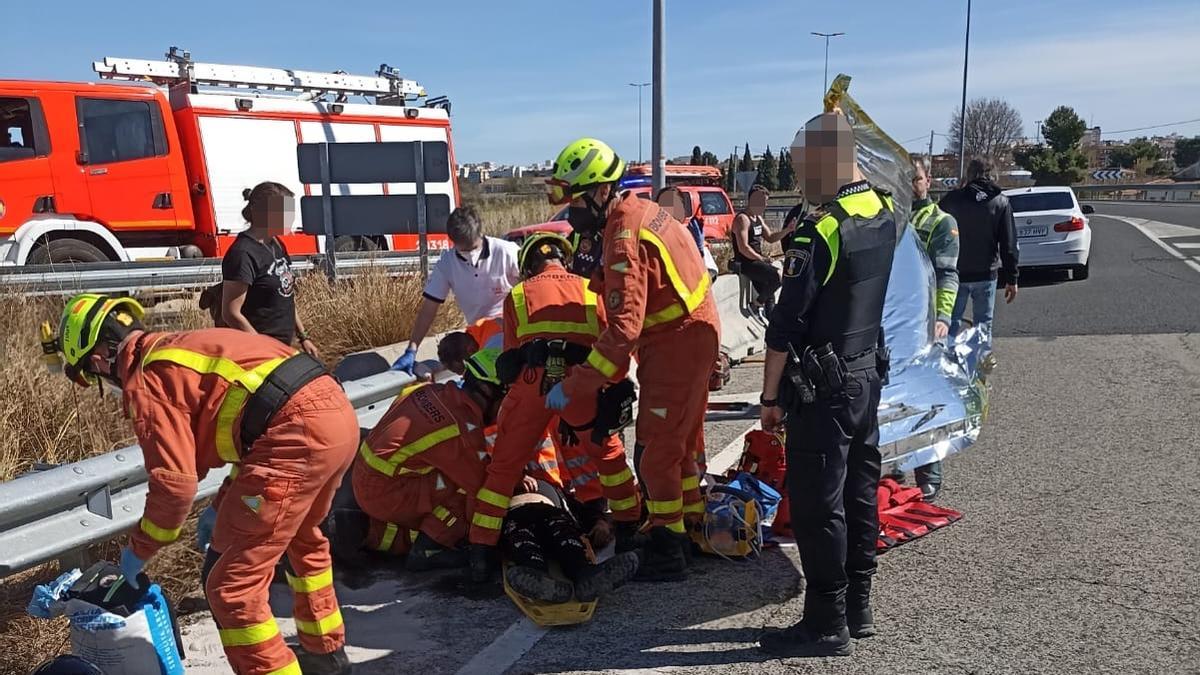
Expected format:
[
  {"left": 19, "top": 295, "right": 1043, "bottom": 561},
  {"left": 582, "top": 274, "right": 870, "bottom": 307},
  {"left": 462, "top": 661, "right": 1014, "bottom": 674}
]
[{"left": 93, "top": 46, "right": 425, "bottom": 104}]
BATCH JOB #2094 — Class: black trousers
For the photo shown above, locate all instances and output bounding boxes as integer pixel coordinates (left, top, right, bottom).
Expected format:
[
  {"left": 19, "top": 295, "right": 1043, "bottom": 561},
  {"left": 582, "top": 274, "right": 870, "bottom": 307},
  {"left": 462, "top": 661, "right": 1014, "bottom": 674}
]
[
  {"left": 784, "top": 367, "right": 882, "bottom": 631},
  {"left": 737, "top": 259, "right": 781, "bottom": 310},
  {"left": 501, "top": 503, "right": 590, "bottom": 581}
]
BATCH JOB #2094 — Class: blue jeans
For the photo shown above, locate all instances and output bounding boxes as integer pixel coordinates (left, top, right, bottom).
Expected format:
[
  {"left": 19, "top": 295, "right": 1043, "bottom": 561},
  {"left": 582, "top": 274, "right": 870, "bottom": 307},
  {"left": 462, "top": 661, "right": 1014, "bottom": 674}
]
[{"left": 950, "top": 279, "right": 997, "bottom": 340}]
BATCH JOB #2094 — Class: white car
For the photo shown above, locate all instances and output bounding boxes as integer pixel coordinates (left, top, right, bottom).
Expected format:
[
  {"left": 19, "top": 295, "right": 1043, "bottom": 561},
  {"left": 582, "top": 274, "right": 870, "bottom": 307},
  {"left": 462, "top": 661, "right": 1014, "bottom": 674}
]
[{"left": 1003, "top": 186, "right": 1094, "bottom": 280}]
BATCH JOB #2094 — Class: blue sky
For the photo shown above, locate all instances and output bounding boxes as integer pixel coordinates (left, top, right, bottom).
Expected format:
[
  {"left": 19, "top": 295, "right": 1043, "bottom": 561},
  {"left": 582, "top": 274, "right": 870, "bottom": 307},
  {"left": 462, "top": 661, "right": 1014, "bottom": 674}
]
[{"left": 4, "top": 0, "right": 1197, "bottom": 165}]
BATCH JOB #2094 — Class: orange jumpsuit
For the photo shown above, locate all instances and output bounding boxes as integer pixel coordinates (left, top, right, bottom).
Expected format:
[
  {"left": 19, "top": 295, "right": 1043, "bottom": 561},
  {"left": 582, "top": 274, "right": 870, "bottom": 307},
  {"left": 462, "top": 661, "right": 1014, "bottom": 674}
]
[
  {"left": 469, "top": 264, "right": 640, "bottom": 546},
  {"left": 120, "top": 328, "right": 357, "bottom": 675},
  {"left": 562, "top": 194, "right": 720, "bottom": 535},
  {"left": 482, "top": 423, "right": 603, "bottom": 502},
  {"left": 352, "top": 382, "right": 487, "bottom": 550}
]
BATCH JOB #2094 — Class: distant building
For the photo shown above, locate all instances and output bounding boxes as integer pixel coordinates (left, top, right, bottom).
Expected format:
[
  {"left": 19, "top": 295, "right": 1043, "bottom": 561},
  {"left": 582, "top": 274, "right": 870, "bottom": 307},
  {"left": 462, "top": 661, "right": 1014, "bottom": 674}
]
[
  {"left": 930, "top": 153, "right": 959, "bottom": 178},
  {"left": 1081, "top": 126, "right": 1102, "bottom": 147}
]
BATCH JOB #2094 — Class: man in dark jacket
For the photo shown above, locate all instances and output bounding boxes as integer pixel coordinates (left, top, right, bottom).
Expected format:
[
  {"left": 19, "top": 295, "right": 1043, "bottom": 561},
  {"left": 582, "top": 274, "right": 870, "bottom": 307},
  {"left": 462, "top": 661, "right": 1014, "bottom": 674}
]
[{"left": 938, "top": 159, "right": 1019, "bottom": 342}]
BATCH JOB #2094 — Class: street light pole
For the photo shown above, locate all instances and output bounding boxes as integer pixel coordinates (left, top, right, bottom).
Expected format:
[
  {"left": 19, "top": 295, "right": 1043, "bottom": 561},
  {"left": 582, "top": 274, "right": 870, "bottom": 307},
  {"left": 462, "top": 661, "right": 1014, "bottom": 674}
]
[
  {"left": 628, "top": 82, "right": 651, "bottom": 164},
  {"left": 651, "top": 0, "right": 666, "bottom": 193},
  {"left": 810, "top": 31, "right": 845, "bottom": 95},
  {"left": 957, "top": 0, "right": 972, "bottom": 181}
]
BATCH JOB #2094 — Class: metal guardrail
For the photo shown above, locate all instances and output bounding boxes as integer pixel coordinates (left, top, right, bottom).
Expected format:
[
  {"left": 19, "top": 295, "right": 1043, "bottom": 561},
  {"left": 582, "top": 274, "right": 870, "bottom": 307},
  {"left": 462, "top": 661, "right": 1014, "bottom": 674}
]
[
  {"left": 0, "top": 252, "right": 422, "bottom": 296},
  {"left": 0, "top": 365, "right": 436, "bottom": 577}
]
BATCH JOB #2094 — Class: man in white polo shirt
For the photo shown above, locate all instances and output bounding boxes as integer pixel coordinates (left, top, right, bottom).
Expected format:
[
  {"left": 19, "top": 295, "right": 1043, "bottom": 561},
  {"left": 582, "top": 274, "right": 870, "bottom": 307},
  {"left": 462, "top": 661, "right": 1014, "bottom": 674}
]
[{"left": 393, "top": 204, "right": 520, "bottom": 373}]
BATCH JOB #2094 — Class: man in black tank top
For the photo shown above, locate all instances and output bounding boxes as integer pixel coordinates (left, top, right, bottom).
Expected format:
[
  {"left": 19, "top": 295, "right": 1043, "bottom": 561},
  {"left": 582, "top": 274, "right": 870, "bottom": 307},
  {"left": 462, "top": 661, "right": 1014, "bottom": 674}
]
[{"left": 731, "top": 185, "right": 793, "bottom": 320}]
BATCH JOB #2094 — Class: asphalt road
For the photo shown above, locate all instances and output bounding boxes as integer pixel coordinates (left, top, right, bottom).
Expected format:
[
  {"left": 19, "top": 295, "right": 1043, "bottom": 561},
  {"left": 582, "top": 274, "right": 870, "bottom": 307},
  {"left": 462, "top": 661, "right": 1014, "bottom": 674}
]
[
  {"left": 182, "top": 202, "right": 1200, "bottom": 674},
  {"left": 994, "top": 211, "right": 1200, "bottom": 337},
  {"left": 1082, "top": 201, "right": 1200, "bottom": 229}
]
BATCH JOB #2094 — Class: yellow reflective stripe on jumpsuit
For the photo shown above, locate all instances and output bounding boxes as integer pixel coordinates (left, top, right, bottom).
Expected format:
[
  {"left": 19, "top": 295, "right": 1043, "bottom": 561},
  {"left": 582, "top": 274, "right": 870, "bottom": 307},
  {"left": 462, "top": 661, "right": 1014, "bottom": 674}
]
[
  {"left": 141, "top": 347, "right": 289, "bottom": 463},
  {"left": 638, "top": 227, "right": 710, "bottom": 327},
  {"left": 511, "top": 278, "right": 601, "bottom": 338},
  {"left": 357, "top": 384, "right": 462, "bottom": 478}
]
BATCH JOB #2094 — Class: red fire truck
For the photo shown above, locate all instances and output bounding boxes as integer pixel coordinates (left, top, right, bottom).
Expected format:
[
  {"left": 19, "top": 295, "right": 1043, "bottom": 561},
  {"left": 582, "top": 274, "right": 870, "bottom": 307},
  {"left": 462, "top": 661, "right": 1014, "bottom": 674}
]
[{"left": 0, "top": 48, "right": 459, "bottom": 265}]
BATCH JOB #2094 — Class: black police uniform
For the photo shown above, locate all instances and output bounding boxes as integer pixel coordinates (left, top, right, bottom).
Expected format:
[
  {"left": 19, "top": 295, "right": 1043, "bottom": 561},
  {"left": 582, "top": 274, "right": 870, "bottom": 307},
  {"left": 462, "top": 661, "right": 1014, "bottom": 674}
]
[{"left": 763, "top": 180, "right": 896, "bottom": 651}]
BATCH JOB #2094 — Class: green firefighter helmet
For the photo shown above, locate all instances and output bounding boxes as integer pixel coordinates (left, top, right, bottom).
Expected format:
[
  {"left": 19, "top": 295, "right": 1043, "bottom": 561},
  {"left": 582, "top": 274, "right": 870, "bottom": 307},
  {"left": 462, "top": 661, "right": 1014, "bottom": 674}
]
[{"left": 546, "top": 137, "right": 626, "bottom": 205}]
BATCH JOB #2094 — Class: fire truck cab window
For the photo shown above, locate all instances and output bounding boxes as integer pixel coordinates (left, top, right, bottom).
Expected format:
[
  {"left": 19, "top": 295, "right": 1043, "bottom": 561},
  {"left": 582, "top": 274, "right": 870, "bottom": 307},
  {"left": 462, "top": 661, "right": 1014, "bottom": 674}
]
[
  {"left": 78, "top": 98, "right": 166, "bottom": 164},
  {"left": 0, "top": 98, "right": 36, "bottom": 162},
  {"left": 699, "top": 191, "right": 731, "bottom": 215}
]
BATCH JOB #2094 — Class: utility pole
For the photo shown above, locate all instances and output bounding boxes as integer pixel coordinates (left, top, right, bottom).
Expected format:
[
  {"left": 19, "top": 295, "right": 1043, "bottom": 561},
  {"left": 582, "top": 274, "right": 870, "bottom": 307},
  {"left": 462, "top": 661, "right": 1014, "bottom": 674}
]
[
  {"left": 628, "top": 82, "right": 651, "bottom": 164},
  {"left": 957, "top": 0, "right": 972, "bottom": 180},
  {"left": 651, "top": 0, "right": 666, "bottom": 192},
  {"left": 810, "top": 31, "right": 845, "bottom": 96},
  {"left": 1034, "top": 120, "right": 1043, "bottom": 144},
  {"left": 928, "top": 130, "right": 935, "bottom": 162}
]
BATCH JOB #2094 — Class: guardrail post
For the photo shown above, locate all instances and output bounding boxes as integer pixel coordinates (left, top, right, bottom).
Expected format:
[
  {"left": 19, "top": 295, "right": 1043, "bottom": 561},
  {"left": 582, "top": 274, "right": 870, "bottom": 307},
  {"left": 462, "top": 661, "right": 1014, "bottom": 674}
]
[
  {"left": 415, "top": 142, "right": 428, "bottom": 281},
  {"left": 320, "top": 142, "right": 338, "bottom": 281}
]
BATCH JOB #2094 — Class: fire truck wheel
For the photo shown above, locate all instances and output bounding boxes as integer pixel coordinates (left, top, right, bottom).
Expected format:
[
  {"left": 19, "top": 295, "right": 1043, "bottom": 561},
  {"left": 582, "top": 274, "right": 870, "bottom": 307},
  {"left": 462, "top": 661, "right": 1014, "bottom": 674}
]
[
  {"left": 334, "top": 235, "right": 382, "bottom": 253},
  {"left": 28, "top": 238, "right": 110, "bottom": 265}
]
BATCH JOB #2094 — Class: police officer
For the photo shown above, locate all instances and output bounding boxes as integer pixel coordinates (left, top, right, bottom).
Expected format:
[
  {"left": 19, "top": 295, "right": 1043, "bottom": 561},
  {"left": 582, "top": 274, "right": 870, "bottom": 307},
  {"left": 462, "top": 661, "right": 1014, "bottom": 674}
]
[
  {"left": 909, "top": 154, "right": 960, "bottom": 500},
  {"left": 758, "top": 112, "right": 897, "bottom": 657}
]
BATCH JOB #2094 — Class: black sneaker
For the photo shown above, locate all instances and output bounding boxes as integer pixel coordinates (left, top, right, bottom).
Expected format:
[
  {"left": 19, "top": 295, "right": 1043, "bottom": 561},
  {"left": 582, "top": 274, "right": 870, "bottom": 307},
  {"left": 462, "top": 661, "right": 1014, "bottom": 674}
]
[
  {"left": 505, "top": 565, "right": 574, "bottom": 603},
  {"left": 759, "top": 622, "right": 852, "bottom": 658},
  {"left": 633, "top": 527, "right": 688, "bottom": 583},
  {"left": 405, "top": 533, "right": 466, "bottom": 572},
  {"left": 573, "top": 551, "right": 641, "bottom": 602},
  {"left": 291, "top": 646, "right": 353, "bottom": 675}
]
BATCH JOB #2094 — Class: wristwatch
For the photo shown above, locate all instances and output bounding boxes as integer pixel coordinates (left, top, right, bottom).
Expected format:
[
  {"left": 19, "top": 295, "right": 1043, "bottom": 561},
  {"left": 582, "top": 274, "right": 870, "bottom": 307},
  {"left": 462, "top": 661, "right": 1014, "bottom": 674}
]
[{"left": 759, "top": 394, "right": 779, "bottom": 408}]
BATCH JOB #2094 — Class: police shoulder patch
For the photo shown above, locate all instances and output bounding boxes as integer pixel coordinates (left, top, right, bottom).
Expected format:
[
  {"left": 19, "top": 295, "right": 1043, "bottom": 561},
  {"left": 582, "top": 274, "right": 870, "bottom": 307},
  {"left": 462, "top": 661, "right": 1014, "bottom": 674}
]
[{"left": 783, "top": 249, "right": 810, "bottom": 278}]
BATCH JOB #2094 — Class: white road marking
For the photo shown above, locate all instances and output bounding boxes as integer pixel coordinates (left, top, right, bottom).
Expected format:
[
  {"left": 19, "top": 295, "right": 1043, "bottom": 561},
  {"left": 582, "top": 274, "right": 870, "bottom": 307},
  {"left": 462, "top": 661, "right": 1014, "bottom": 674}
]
[
  {"left": 1174, "top": 242, "right": 1200, "bottom": 249},
  {"left": 455, "top": 617, "right": 548, "bottom": 675},
  {"left": 1102, "top": 215, "right": 1200, "bottom": 276}
]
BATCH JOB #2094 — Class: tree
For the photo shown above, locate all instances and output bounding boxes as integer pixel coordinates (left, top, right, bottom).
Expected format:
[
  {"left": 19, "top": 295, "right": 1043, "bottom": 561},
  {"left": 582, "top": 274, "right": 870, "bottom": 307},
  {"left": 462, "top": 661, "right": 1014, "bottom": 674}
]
[
  {"left": 738, "top": 143, "right": 754, "bottom": 173},
  {"left": 756, "top": 145, "right": 778, "bottom": 190},
  {"left": 1013, "top": 105, "right": 1088, "bottom": 185},
  {"left": 947, "top": 97, "right": 1024, "bottom": 167},
  {"left": 691, "top": 145, "right": 703, "bottom": 165},
  {"left": 1173, "top": 136, "right": 1200, "bottom": 168},
  {"left": 1108, "top": 137, "right": 1161, "bottom": 171},
  {"left": 725, "top": 153, "right": 737, "bottom": 192},
  {"left": 700, "top": 151, "right": 719, "bottom": 167},
  {"left": 1042, "top": 105, "right": 1087, "bottom": 153},
  {"left": 777, "top": 147, "right": 796, "bottom": 191}
]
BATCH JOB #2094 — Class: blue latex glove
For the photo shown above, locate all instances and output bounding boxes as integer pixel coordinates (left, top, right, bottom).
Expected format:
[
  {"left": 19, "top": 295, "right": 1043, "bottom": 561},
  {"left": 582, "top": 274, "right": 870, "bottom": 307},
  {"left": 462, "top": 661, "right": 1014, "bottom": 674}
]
[
  {"left": 196, "top": 505, "right": 217, "bottom": 552},
  {"left": 119, "top": 547, "right": 145, "bottom": 590},
  {"left": 391, "top": 346, "right": 417, "bottom": 373},
  {"left": 545, "top": 383, "right": 570, "bottom": 411}
]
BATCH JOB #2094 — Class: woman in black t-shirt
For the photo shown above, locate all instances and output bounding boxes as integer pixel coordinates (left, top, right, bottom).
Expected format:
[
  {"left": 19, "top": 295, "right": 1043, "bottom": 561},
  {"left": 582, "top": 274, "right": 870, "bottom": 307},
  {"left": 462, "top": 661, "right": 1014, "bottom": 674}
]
[{"left": 220, "top": 181, "right": 318, "bottom": 357}]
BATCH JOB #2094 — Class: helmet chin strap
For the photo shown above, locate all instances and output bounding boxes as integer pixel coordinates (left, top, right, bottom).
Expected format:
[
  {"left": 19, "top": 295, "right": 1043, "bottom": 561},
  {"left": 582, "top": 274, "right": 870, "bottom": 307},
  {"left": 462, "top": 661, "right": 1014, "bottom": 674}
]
[{"left": 582, "top": 190, "right": 615, "bottom": 229}]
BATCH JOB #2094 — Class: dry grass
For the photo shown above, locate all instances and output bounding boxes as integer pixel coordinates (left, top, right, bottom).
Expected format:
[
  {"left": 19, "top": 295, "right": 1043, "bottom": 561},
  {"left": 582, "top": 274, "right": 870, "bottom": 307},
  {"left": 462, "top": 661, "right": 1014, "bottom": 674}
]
[
  {"left": 0, "top": 266, "right": 461, "bottom": 672},
  {"left": 473, "top": 194, "right": 558, "bottom": 237}
]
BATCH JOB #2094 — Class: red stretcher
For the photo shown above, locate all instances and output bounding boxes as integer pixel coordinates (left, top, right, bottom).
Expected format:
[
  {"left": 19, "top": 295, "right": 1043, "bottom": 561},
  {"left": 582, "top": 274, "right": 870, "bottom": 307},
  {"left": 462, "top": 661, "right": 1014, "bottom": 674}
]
[{"left": 729, "top": 431, "right": 962, "bottom": 553}]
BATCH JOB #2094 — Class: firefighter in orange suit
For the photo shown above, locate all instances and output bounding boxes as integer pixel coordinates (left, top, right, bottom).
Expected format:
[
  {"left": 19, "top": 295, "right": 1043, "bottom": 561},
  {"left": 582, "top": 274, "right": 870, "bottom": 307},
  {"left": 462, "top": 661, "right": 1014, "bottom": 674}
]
[
  {"left": 546, "top": 138, "right": 720, "bottom": 582},
  {"left": 44, "top": 294, "right": 357, "bottom": 675},
  {"left": 467, "top": 232, "right": 641, "bottom": 564},
  {"left": 353, "top": 349, "right": 507, "bottom": 571}
]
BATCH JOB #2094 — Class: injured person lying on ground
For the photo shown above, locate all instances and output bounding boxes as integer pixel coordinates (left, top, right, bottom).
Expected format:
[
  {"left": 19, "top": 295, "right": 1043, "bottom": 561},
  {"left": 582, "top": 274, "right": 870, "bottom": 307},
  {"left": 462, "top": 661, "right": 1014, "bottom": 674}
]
[{"left": 502, "top": 478, "right": 641, "bottom": 604}]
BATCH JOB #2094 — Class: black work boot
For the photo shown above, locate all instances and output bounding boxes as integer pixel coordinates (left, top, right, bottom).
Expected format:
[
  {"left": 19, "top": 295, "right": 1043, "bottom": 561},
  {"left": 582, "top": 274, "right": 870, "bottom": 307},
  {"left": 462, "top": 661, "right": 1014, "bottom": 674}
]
[
  {"left": 404, "top": 533, "right": 465, "bottom": 572},
  {"left": 291, "top": 646, "right": 353, "bottom": 674},
  {"left": 758, "top": 622, "right": 853, "bottom": 658},
  {"left": 847, "top": 580, "right": 875, "bottom": 639},
  {"left": 632, "top": 526, "right": 688, "bottom": 582},
  {"left": 505, "top": 565, "right": 573, "bottom": 603},
  {"left": 615, "top": 521, "right": 649, "bottom": 555},
  {"left": 573, "top": 551, "right": 641, "bottom": 602}
]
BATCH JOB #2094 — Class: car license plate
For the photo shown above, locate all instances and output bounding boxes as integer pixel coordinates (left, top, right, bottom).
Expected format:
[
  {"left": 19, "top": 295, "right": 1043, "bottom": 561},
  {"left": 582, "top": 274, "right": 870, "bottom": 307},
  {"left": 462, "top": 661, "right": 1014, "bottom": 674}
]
[{"left": 1019, "top": 225, "right": 1047, "bottom": 238}]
